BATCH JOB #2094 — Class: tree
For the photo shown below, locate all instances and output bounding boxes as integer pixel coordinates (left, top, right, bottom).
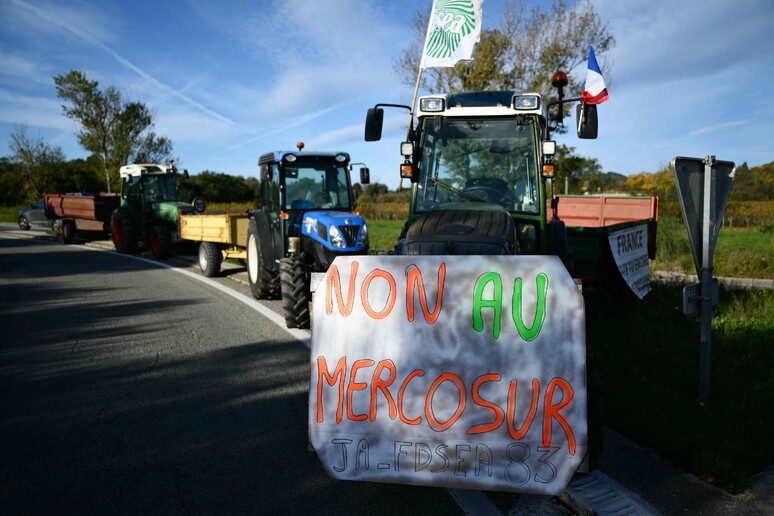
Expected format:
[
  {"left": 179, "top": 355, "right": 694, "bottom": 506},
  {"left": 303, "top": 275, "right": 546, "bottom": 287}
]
[
  {"left": 396, "top": 0, "right": 614, "bottom": 102},
  {"left": 0, "top": 158, "right": 29, "bottom": 205},
  {"left": 623, "top": 165, "right": 677, "bottom": 201},
  {"left": 552, "top": 144, "right": 602, "bottom": 194},
  {"left": 178, "top": 171, "right": 253, "bottom": 204},
  {"left": 9, "top": 124, "right": 66, "bottom": 198},
  {"left": 54, "top": 70, "right": 174, "bottom": 192}
]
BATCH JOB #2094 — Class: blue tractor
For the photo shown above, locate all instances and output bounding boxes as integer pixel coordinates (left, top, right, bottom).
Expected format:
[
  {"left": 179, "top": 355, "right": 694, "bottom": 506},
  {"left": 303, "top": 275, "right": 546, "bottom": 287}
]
[{"left": 247, "top": 143, "right": 370, "bottom": 328}]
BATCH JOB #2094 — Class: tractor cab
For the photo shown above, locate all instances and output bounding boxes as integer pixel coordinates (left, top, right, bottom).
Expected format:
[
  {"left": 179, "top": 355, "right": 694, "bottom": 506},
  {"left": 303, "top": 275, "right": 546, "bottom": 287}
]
[{"left": 112, "top": 163, "right": 196, "bottom": 258}]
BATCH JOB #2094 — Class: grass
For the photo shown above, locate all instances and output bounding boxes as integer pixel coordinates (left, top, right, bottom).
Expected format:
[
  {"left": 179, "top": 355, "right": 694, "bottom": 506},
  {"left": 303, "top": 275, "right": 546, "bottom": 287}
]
[
  {"left": 367, "top": 219, "right": 403, "bottom": 252},
  {"left": 0, "top": 206, "right": 20, "bottom": 223},
  {"left": 585, "top": 284, "right": 774, "bottom": 493},
  {"left": 656, "top": 215, "right": 774, "bottom": 279}
]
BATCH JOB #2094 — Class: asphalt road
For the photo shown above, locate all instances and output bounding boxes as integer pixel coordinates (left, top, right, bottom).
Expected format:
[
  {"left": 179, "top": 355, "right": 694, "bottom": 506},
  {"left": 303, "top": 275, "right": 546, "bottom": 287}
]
[
  {"left": 0, "top": 236, "right": 478, "bottom": 514},
  {"left": 4, "top": 226, "right": 772, "bottom": 515}
]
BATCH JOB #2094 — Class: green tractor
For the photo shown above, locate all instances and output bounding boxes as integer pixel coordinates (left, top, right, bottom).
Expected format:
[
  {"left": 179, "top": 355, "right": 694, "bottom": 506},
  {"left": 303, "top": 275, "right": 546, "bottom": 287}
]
[{"left": 111, "top": 163, "right": 203, "bottom": 258}]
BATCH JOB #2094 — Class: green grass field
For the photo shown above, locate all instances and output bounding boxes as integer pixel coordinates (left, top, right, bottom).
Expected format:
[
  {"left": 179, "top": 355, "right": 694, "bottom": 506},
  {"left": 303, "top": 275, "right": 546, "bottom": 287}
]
[{"left": 586, "top": 284, "right": 774, "bottom": 492}]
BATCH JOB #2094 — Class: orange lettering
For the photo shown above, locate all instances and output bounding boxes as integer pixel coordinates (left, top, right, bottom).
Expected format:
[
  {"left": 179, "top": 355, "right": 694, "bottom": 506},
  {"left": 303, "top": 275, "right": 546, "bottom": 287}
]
[
  {"left": 425, "top": 373, "right": 466, "bottom": 431},
  {"left": 361, "top": 269, "right": 396, "bottom": 319},
  {"left": 369, "top": 360, "right": 397, "bottom": 420},
  {"left": 467, "top": 373, "right": 504, "bottom": 434},
  {"left": 346, "top": 359, "right": 374, "bottom": 421},
  {"left": 316, "top": 356, "right": 346, "bottom": 423},
  {"left": 406, "top": 263, "right": 446, "bottom": 324},
  {"left": 542, "top": 377, "right": 576, "bottom": 455},
  {"left": 398, "top": 369, "right": 424, "bottom": 425},
  {"left": 506, "top": 378, "right": 539, "bottom": 440},
  {"left": 326, "top": 261, "right": 359, "bottom": 316}
]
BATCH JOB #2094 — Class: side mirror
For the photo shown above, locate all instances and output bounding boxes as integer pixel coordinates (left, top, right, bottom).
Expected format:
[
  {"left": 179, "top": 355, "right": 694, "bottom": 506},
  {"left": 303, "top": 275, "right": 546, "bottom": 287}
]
[
  {"left": 360, "top": 167, "right": 370, "bottom": 185},
  {"left": 576, "top": 103, "right": 598, "bottom": 139},
  {"left": 260, "top": 163, "right": 272, "bottom": 182},
  {"left": 365, "top": 107, "right": 384, "bottom": 142}
]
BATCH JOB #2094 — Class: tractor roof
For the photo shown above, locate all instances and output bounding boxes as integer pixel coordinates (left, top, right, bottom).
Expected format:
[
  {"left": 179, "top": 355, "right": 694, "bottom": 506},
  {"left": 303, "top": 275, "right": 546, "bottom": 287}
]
[
  {"left": 416, "top": 90, "right": 548, "bottom": 119},
  {"left": 119, "top": 164, "right": 174, "bottom": 178},
  {"left": 258, "top": 151, "right": 350, "bottom": 165}
]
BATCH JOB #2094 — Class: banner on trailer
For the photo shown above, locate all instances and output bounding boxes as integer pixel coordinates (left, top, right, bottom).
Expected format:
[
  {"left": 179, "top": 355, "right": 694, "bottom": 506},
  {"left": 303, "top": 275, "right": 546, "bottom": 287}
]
[
  {"left": 607, "top": 224, "right": 651, "bottom": 299},
  {"left": 309, "top": 255, "right": 587, "bottom": 495}
]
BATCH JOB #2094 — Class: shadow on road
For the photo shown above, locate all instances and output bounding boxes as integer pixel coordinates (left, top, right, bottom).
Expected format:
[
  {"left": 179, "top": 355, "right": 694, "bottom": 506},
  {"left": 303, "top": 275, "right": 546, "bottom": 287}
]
[{"left": 0, "top": 237, "right": 457, "bottom": 514}]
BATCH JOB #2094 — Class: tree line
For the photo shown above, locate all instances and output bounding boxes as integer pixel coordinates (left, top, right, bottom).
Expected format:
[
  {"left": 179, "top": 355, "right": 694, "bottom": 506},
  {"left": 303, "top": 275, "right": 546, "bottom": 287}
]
[{"left": 5, "top": 0, "right": 768, "bottom": 210}]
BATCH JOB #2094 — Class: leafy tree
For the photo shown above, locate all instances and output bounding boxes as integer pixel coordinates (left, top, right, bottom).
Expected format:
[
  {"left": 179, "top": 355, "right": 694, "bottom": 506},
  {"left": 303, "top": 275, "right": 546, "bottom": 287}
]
[
  {"left": 623, "top": 165, "right": 677, "bottom": 201},
  {"left": 0, "top": 158, "right": 29, "bottom": 205},
  {"left": 8, "top": 124, "right": 66, "bottom": 198},
  {"left": 731, "top": 162, "right": 774, "bottom": 201},
  {"left": 396, "top": 0, "right": 614, "bottom": 103},
  {"left": 131, "top": 131, "right": 173, "bottom": 165},
  {"left": 552, "top": 144, "right": 602, "bottom": 194},
  {"left": 54, "top": 70, "right": 174, "bottom": 192},
  {"left": 178, "top": 171, "right": 253, "bottom": 204}
]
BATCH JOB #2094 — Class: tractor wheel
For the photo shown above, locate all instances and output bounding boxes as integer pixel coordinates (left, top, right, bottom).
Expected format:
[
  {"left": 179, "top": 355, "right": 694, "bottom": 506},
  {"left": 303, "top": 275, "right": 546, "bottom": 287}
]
[
  {"left": 280, "top": 254, "right": 310, "bottom": 329},
  {"left": 586, "top": 342, "right": 605, "bottom": 471},
  {"left": 246, "top": 219, "right": 279, "bottom": 299},
  {"left": 198, "top": 242, "right": 221, "bottom": 277},
  {"left": 18, "top": 216, "right": 30, "bottom": 230},
  {"left": 150, "top": 225, "right": 172, "bottom": 260},
  {"left": 111, "top": 207, "right": 139, "bottom": 254},
  {"left": 59, "top": 219, "right": 76, "bottom": 244}
]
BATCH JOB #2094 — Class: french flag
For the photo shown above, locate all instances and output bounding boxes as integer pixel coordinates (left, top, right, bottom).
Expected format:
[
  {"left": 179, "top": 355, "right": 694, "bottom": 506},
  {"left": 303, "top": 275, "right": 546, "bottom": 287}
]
[{"left": 580, "top": 47, "right": 609, "bottom": 105}]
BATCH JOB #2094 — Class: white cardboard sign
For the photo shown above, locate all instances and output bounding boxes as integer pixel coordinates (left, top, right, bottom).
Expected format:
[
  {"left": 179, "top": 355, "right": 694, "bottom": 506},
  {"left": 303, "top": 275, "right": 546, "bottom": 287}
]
[
  {"left": 607, "top": 224, "right": 651, "bottom": 299},
  {"left": 309, "top": 255, "right": 587, "bottom": 495}
]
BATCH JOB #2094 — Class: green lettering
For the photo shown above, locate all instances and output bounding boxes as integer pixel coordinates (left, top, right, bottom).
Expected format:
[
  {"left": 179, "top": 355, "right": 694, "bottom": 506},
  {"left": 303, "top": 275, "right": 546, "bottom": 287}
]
[
  {"left": 472, "top": 272, "right": 503, "bottom": 339},
  {"left": 512, "top": 273, "right": 548, "bottom": 341}
]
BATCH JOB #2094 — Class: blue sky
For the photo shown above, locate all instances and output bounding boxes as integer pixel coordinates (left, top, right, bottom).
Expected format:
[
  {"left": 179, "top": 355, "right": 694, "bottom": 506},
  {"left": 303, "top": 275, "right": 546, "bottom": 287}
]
[{"left": 1, "top": 0, "right": 772, "bottom": 190}]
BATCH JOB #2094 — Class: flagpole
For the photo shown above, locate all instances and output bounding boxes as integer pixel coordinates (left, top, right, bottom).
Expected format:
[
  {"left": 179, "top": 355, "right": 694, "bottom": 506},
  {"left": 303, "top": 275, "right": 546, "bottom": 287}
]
[{"left": 400, "top": 66, "right": 424, "bottom": 191}]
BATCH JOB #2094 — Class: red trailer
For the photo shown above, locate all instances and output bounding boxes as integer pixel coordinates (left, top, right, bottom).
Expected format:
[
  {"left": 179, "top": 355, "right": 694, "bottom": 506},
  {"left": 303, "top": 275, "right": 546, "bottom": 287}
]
[{"left": 44, "top": 193, "right": 120, "bottom": 244}]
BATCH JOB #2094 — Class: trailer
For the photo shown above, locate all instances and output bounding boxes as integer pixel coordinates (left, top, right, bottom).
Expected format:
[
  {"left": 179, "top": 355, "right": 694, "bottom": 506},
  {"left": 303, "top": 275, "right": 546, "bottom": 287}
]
[
  {"left": 44, "top": 193, "right": 120, "bottom": 244},
  {"left": 549, "top": 195, "right": 659, "bottom": 285},
  {"left": 179, "top": 213, "right": 250, "bottom": 277}
]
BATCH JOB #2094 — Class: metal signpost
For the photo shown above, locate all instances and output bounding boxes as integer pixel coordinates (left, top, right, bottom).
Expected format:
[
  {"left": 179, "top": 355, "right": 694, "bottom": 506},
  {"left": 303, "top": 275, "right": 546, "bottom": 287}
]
[{"left": 672, "top": 156, "right": 735, "bottom": 403}]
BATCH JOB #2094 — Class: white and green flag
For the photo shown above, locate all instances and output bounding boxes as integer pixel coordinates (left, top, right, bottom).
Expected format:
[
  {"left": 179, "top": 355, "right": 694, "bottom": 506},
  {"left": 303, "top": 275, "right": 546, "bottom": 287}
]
[{"left": 420, "top": 0, "right": 483, "bottom": 69}]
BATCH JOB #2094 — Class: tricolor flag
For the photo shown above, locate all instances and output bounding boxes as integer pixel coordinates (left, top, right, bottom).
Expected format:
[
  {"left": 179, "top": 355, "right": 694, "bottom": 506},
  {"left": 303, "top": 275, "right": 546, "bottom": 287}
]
[
  {"left": 580, "top": 47, "right": 609, "bottom": 105},
  {"left": 419, "top": 0, "right": 483, "bottom": 69}
]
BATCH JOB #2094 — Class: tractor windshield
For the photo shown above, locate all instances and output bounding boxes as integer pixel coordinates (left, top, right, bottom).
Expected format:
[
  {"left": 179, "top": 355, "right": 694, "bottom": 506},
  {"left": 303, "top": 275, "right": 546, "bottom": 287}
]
[
  {"left": 282, "top": 158, "right": 352, "bottom": 211},
  {"left": 415, "top": 117, "right": 540, "bottom": 214},
  {"left": 143, "top": 174, "right": 178, "bottom": 202}
]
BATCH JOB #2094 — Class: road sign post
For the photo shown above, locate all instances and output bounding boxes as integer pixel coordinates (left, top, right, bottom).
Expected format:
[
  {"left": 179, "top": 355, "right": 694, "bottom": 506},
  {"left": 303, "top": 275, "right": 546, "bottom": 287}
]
[{"left": 672, "top": 156, "right": 735, "bottom": 403}]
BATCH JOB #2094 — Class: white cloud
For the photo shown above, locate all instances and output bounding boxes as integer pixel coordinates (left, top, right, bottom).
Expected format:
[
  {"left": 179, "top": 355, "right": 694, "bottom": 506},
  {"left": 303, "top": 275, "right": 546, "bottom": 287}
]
[
  {"left": 689, "top": 121, "right": 748, "bottom": 137},
  {"left": 592, "top": 0, "right": 774, "bottom": 90}
]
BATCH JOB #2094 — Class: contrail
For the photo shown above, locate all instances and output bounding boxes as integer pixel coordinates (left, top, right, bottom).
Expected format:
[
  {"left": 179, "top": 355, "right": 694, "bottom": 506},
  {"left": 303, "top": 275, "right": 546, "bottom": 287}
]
[
  {"left": 10, "top": 0, "right": 235, "bottom": 126},
  {"left": 227, "top": 103, "right": 347, "bottom": 150}
]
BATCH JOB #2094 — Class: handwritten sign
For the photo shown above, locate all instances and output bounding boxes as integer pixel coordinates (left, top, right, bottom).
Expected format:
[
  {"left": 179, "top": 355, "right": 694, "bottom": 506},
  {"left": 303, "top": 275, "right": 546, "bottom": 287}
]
[
  {"left": 309, "top": 255, "right": 587, "bottom": 495},
  {"left": 607, "top": 224, "right": 651, "bottom": 299}
]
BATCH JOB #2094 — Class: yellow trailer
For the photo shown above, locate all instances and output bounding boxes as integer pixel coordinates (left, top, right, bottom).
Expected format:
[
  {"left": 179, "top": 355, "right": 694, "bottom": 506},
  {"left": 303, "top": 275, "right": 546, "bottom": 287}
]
[{"left": 179, "top": 213, "right": 250, "bottom": 277}]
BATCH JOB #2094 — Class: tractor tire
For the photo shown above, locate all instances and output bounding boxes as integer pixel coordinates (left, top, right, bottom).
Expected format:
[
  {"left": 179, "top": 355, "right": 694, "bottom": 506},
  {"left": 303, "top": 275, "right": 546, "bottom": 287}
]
[
  {"left": 198, "top": 242, "right": 221, "bottom": 277},
  {"left": 586, "top": 342, "right": 605, "bottom": 471},
  {"left": 150, "top": 225, "right": 172, "bottom": 260},
  {"left": 59, "top": 219, "right": 75, "bottom": 244},
  {"left": 18, "top": 216, "right": 30, "bottom": 230},
  {"left": 280, "top": 254, "right": 310, "bottom": 329},
  {"left": 246, "top": 219, "right": 279, "bottom": 299},
  {"left": 111, "top": 207, "right": 139, "bottom": 254}
]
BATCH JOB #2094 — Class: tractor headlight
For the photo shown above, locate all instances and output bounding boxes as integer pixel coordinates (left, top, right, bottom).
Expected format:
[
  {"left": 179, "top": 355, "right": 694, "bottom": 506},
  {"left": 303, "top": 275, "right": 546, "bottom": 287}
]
[
  {"left": 356, "top": 224, "right": 369, "bottom": 247},
  {"left": 329, "top": 225, "right": 345, "bottom": 248}
]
